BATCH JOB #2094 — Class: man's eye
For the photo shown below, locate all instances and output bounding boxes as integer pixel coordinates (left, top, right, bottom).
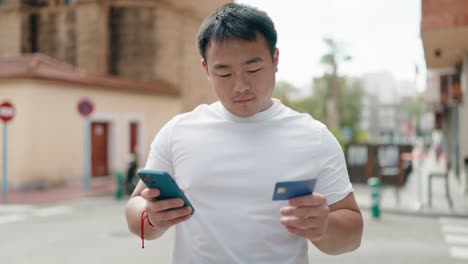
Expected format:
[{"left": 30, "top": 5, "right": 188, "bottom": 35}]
[
  {"left": 248, "top": 68, "right": 261, "bottom": 73},
  {"left": 219, "top": 74, "right": 231, "bottom": 78}
]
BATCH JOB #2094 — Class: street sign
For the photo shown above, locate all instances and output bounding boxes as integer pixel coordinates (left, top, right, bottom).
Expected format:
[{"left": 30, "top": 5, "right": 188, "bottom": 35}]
[
  {"left": 77, "top": 98, "right": 94, "bottom": 117},
  {"left": 0, "top": 101, "right": 15, "bottom": 123},
  {"left": 77, "top": 98, "right": 94, "bottom": 192},
  {"left": 1, "top": 101, "right": 15, "bottom": 202}
]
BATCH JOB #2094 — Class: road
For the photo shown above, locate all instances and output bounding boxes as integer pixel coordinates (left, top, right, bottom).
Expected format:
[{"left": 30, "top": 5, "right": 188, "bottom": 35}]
[{"left": 0, "top": 196, "right": 467, "bottom": 263}]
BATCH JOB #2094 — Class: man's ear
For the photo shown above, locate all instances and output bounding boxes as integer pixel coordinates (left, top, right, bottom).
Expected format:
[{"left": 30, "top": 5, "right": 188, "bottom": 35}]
[
  {"left": 201, "top": 59, "right": 210, "bottom": 80},
  {"left": 273, "top": 48, "right": 279, "bottom": 73}
]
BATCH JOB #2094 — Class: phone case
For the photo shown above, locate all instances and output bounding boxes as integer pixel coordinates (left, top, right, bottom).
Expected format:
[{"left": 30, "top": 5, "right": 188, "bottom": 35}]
[{"left": 137, "top": 169, "right": 194, "bottom": 214}]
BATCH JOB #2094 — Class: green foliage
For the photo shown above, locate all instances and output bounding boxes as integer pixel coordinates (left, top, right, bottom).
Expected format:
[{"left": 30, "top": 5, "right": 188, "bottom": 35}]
[
  {"left": 405, "top": 98, "right": 425, "bottom": 119},
  {"left": 281, "top": 37, "right": 364, "bottom": 144},
  {"left": 290, "top": 96, "right": 326, "bottom": 123},
  {"left": 330, "top": 128, "right": 345, "bottom": 150},
  {"left": 288, "top": 75, "right": 364, "bottom": 143},
  {"left": 320, "top": 37, "right": 352, "bottom": 73},
  {"left": 355, "top": 130, "right": 369, "bottom": 143},
  {"left": 273, "top": 80, "right": 299, "bottom": 106},
  {"left": 339, "top": 78, "right": 364, "bottom": 133}
]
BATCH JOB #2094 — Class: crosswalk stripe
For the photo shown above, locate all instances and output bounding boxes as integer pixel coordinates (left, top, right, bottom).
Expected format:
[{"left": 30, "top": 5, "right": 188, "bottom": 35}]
[
  {"left": 0, "top": 214, "right": 27, "bottom": 225},
  {"left": 445, "top": 235, "right": 468, "bottom": 245},
  {"left": 450, "top": 246, "right": 468, "bottom": 260},
  {"left": 33, "top": 206, "right": 72, "bottom": 217},
  {"left": 440, "top": 217, "right": 468, "bottom": 226},
  {"left": 442, "top": 225, "right": 468, "bottom": 234},
  {"left": 440, "top": 217, "right": 468, "bottom": 261},
  {"left": 0, "top": 205, "right": 33, "bottom": 213}
]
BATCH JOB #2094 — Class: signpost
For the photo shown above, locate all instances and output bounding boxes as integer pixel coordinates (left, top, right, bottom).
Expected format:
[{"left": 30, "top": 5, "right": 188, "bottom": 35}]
[
  {"left": 0, "top": 101, "right": 15, "bottom": 203},
  {"left": 77, "top": 98, "right": 94, "bottom": 192}
]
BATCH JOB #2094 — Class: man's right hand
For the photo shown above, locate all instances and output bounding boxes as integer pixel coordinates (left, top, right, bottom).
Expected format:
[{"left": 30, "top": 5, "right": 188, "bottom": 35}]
[{"left": 141, "top": 188, "right": 193, "bottom": 231}]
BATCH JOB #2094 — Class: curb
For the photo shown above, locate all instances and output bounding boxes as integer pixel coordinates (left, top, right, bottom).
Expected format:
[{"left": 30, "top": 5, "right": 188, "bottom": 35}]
[
  {"left": 2, "top": 181, "right": 117, "bottom": 205},
  {"left": 360, "top": 205, "right": 468, "bottom": 218}
]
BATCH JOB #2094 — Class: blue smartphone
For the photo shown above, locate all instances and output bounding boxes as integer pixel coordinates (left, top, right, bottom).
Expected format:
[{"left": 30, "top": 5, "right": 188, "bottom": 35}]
[{"left": 137, "top": 169, "right": 194, "bottom": 214}]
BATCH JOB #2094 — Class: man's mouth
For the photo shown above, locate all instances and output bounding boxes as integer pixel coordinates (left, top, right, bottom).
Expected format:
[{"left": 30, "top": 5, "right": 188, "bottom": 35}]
[{"left": 234, "top": 97, "right": 254, "bottom": 104}]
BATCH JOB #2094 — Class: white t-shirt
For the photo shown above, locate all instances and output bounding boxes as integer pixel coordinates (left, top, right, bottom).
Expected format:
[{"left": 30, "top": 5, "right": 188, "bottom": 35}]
[{"left": 144, "top": 99, "right": 353, "bottom": 264}]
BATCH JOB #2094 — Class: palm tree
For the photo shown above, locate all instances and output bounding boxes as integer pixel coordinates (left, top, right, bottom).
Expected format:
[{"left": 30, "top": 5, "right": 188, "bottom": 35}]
[{"left": 320, "top": 37, "right": 351, "bottom": 131}]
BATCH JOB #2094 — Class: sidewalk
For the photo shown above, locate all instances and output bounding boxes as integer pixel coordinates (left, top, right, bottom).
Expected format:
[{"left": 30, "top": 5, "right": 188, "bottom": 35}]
[
  {"left": 2, "top": 177, "right": 117, "bottom": 204},
  {"left": 354, "top": 144, "right": 468, "bottom": 218}
]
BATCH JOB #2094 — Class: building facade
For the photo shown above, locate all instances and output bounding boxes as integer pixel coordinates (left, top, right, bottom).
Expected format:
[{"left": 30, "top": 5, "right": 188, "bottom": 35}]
[
  {"left": 0, "top": 0, "right": 231, "bottom": 111},
  {"left": 360, "top": 72, "right": 416, "bottom": 144},
  {"left": 0, "top": 54, "right": 181, "bottom": 188},
  {"left": 0, "top": 0, "right": 232, "bottom": 189},
  {"left": 421, "top": 0, "right": 468, "bottom": 195}
]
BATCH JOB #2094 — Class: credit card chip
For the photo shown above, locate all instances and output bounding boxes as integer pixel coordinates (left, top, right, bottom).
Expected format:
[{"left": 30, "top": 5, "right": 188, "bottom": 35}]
[{"left": 277, "top": 187, "right": 286, "bottom": 194}]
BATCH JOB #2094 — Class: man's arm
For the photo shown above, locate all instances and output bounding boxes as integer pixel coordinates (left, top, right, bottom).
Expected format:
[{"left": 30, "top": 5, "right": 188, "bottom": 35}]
[
  {"left": 310, "top": 192, "right": 363, "bottom": 254},
  {"left": 280, "top": 192, "right": 363, "bottom": 255},
  {"left": 125, "top": 181, "right": 192, "bottom": 240}
]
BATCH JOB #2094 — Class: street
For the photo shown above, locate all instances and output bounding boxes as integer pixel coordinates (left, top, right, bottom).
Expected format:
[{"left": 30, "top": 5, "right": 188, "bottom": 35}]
[{"left": 1, "top": 196, "right": 467, "bottom": 264}]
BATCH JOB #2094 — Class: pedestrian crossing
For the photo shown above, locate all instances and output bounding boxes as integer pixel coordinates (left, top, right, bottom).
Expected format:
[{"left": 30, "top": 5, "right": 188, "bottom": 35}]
[
  {"left": 0, "top": 204, "right": 72, "bottom": 225},
  {"left": 440, "top": 217, "right": 468, "bottom": 262},
  {"left": 0, "top": 214, "right": 27, "bottom": 225}
]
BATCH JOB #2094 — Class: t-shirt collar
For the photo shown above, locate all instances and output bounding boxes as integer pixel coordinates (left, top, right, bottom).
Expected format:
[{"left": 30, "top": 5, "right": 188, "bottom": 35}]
[{"left": 216, "top": 98, "right": 282, "bottom": 122}]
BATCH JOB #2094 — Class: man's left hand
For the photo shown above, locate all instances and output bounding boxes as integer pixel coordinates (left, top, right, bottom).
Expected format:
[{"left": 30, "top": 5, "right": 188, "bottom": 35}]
[{"left": 280, "top": 193, "right": 329, "bottom": 241}]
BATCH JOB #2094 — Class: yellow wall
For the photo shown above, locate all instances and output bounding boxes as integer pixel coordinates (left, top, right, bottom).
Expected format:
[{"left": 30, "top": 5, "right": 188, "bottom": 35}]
[
  {"left": 0, "top": 80, "right": 33, "bottom": 184},
  {"left": 0, "top": 10, "right": 22, "bottom": 57},
  {"left": 0, "top": 79, "right": 181, "bottom": 188}
]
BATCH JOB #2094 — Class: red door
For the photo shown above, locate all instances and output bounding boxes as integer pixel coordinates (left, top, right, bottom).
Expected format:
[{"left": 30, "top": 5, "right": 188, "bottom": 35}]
[
  {"left": 130, "top": 122, "right": 138, "bottom": 154},
  {"left": 91, "top": 122, "right": 109, "bottom": 177}
]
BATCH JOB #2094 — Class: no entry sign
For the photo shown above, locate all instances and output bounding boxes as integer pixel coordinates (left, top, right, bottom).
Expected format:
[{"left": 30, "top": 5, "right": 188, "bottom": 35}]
[
  {"left": 77, "top": 98, "right": 94, "bottom": 192},
  {"left": 77, "top": 98, "right": 94, "bottom": 117},
  {"left": 0, "top": 101, "right": 15, "bottom": 123}
]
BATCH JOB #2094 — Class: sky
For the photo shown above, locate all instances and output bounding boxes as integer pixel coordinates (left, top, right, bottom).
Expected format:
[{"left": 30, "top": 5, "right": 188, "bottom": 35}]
[{"left": 235, "top": 0, "right": 426, "bottom": 92}]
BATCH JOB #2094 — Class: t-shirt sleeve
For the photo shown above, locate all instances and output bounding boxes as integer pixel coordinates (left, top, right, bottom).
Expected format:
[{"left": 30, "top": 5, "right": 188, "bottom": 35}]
[
  {"left": 314, "top": 127, "right": 353, "bottom": 205},
  {"left": 143, "top": 117, "right": 178, "bottom": 177}
]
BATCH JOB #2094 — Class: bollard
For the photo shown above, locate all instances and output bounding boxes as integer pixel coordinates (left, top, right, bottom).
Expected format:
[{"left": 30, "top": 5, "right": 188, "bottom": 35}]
[
  {"left": 367, "top": 177, "right": 381, "bottom": 219},
  {"left": 115, "top": 171, "right": 124, "bottom": 200}
]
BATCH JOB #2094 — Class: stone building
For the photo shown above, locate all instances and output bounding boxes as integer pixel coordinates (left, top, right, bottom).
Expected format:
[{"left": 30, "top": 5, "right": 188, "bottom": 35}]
[
  {"left": 421, "top": 0, "right": 468, "bottom": 195},
  {"left": 0, "top": 0, "right": 231, "bottom": 189},
  {"left": 0, "top": 0, "right": 231, "bottom": 111}
]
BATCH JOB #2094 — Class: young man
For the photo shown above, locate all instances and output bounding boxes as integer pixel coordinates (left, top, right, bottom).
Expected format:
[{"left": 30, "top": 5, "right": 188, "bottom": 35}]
[{"left": 126, "top": 3, "right": 363, "bottom": 263}]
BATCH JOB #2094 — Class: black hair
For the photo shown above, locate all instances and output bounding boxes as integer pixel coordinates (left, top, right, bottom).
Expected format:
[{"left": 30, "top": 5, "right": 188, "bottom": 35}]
[{"left": 197, "top": 3, "right": 277, "bottom": 61}]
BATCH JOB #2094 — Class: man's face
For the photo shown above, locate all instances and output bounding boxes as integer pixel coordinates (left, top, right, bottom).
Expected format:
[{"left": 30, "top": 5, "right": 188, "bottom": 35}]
[{"left": 202, "top": 33, "right": 279, "bottom": 117}]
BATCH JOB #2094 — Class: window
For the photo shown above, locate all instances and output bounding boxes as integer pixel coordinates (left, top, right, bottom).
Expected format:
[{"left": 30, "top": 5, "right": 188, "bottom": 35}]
[
  {"left": 108, "top": 7, "right": 156, "bottom": 81},
  {"left": 26, "top": 14, "right": 39, "bottom": 53},
  {"left": 347, "top": 146, "right": 368, "bottom": 166},
  {"left": 62, "top": 0, "right": 77, "bottom": 5},
  {"left": 22, "top": 0, "right": 49, "bottom": 7}
]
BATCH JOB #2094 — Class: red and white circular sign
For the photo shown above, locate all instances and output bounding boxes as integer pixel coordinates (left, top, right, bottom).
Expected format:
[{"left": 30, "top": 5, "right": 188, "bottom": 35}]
[
  {"left": 77, "top": 98, "right": 94, "bottom": 117},
  {"left": 0, "top": 101, "right": 15, "bottom": 123}
]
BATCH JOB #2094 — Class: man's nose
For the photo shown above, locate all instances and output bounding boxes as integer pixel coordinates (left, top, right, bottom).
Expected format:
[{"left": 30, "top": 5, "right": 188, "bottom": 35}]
[{"left": 234, "top": 75, "right": 250, "bottom": 93}]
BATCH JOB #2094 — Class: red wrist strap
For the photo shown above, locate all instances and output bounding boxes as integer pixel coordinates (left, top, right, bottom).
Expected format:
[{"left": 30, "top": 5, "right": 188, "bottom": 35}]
[{"left": 141, "top": 210, "right": 154, "bottom": 249}]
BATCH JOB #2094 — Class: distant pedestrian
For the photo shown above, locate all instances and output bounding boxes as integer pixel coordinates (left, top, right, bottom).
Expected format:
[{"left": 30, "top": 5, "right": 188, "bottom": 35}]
[
  {"left": 435, "top": 143, "right": 443, "bottom": 163},
  {"left": 125, "top": 153, "right": 138, "bottom": 194}
]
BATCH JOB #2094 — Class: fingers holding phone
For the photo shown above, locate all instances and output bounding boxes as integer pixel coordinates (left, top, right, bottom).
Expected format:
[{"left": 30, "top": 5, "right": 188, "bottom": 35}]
[
  {"left": 141, "top": 187, "right": 193, "bottom": 230},
  {"left": 137, "top": 170, "right": 195, "bottom": 229}
]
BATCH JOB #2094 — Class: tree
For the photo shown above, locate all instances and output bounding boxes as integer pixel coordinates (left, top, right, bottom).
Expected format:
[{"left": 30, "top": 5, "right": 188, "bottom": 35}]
[
  {"left": 273, "top": 80, "right": 299, "bottom": 106},
  {"left": 404, "top": 96, "right": 426, "bottom": 136},
  {"left": 289, "top": 75, "right": 364, "bottom": 143},
  {"left": 339, "top": 78, "right": 364, "bottom": 134},
  {"left": 320, "top": 37, "right": 352, "bottom": 131}
]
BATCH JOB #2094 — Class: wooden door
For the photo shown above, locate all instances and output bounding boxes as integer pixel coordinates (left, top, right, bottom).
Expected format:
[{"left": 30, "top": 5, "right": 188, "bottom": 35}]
[
  {"left": 130, "top": 122, "right": 138, "bottom": 154},
  {"left": 91, "top": 122, "right": 109, "bottom": 177}
]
